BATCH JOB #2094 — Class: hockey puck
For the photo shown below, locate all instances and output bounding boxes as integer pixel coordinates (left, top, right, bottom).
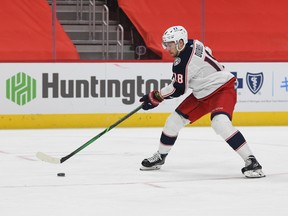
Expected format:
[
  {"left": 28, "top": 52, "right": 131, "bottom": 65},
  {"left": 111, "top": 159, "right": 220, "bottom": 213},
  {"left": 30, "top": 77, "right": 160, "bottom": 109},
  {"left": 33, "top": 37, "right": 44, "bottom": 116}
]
[{"left": 57, "top": 173, "right": 65, "bottom": 177}]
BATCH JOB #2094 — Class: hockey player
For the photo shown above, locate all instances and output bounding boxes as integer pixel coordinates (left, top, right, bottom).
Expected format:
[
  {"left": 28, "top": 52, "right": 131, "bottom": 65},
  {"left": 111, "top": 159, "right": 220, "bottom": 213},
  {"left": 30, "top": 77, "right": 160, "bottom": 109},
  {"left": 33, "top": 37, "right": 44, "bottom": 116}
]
[{"left": 139, "top": 26, "right": 265, "bottom": 178}]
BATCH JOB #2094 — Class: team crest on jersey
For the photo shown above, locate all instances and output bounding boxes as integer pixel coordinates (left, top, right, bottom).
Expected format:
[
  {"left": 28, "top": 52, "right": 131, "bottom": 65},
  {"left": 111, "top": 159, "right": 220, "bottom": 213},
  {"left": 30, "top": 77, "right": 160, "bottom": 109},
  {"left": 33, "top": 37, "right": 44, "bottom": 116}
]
[
  {"left": 246, "top": 72, "right": 264, "bottom": 94},
  {"left": 173, "top": 57, "right": 181, "bottom": 66}
]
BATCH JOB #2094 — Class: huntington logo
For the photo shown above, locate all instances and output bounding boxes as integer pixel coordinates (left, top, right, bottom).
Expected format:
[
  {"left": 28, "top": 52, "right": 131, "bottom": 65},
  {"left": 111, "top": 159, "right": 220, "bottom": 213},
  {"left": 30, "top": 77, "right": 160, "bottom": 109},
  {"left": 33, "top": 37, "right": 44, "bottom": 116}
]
[{"left": 6, "top": 72, "right": 37, "bottom": 106}]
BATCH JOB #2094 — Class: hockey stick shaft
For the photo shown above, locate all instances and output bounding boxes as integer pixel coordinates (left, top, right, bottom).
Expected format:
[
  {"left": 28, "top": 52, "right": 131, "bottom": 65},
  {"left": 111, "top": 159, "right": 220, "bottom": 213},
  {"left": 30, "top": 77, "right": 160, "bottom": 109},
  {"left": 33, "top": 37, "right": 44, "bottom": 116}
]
[{"left": 59, "top": 104, "right": 143, "bottom": 163}]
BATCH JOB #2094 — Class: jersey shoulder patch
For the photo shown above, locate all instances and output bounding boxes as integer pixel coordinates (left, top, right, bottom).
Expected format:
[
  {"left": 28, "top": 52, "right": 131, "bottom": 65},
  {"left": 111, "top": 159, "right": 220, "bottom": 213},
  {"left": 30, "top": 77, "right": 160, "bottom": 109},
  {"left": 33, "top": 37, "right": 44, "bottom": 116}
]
[{"left": 194, "top": 42, "right": 204, "bottom": 58}]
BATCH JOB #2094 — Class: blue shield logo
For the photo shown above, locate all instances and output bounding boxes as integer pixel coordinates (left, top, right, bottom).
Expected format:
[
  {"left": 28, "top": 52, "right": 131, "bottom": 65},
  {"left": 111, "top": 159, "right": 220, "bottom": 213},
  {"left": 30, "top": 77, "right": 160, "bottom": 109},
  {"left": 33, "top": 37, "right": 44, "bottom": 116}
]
[{"left": 246, "top": 72, "right": 264, "bottom": 94}]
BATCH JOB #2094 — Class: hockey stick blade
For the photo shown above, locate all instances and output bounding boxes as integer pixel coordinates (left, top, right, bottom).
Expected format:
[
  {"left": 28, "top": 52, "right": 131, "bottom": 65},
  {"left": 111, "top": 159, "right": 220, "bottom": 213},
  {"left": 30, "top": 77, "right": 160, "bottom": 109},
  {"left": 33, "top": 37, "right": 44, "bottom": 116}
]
[
  {"left": 36, "top": 152, "right": 61, "bottom": 164},
  {"left": 36, "top": 104, "right": 143, "bottom": 164}
]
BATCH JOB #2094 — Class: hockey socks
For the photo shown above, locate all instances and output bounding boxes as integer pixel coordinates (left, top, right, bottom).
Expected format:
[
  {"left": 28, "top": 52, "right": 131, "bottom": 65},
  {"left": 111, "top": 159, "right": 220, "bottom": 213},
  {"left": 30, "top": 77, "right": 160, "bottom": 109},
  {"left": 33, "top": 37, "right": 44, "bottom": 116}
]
[
  {"left": 158, "top": 132, "right": 177, "bottom": 154},
  {"left": 225, "top": 130, "right": 253, "bottom": 160}
]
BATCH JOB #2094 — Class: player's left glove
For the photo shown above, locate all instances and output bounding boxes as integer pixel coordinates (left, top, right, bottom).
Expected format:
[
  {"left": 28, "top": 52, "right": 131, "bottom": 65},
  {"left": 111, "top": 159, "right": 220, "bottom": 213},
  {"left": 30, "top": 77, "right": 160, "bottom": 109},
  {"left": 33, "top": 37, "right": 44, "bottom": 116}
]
[{"left": 140, "top": 90, "right": 164, "bottom": 110}]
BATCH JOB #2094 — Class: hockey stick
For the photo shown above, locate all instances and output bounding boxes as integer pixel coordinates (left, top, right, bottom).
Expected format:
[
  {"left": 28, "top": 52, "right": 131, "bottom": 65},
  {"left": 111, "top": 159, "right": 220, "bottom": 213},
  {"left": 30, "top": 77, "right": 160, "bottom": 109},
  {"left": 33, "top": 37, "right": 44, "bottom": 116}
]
[{"left": 36, "top": 104, "right": 143, "bottom": 164}]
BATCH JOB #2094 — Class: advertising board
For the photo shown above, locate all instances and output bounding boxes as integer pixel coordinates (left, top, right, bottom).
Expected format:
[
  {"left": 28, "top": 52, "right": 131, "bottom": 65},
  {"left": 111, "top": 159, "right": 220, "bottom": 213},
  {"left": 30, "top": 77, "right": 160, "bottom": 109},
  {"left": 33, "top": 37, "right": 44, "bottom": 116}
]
[{"left": 0, "top": 62, "right": 287, "bottom": 128}]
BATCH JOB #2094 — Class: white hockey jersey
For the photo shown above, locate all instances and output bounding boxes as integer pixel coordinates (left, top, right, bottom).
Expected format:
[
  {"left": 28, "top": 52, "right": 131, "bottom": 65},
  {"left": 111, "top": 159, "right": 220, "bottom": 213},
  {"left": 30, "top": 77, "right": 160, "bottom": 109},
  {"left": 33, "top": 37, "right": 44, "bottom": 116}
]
[{"left": 160, "top": 39, "right": 235, "bottom": 99}]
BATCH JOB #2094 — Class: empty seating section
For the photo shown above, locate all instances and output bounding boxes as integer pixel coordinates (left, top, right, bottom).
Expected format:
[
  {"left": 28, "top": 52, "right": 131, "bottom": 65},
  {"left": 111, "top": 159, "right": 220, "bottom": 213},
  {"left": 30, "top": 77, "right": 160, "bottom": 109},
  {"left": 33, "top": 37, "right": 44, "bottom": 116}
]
[
  {"left": 0, "top": 0, "right": 287, "bottom": 61},
  {"left": 118, "top": 0, "right": 288, "bottom": 61},
  {"left": 0, "top": 0, "right": 79, "bottom": 61}
]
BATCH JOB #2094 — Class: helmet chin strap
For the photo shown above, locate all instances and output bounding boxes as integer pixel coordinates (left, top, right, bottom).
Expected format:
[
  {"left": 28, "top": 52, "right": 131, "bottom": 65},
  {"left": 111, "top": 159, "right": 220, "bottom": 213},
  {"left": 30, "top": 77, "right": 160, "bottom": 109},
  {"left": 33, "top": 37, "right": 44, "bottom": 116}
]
[{"left": 175, "top": 40, "right": 185, "bottom": 54}]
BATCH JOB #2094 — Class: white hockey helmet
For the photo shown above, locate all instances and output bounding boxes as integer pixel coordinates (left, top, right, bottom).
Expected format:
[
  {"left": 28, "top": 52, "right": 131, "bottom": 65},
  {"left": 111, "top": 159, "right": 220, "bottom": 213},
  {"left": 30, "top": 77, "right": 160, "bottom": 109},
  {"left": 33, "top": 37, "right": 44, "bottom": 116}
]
[{"left": 162, "top": 26, "right": 188, "bottom": 51}]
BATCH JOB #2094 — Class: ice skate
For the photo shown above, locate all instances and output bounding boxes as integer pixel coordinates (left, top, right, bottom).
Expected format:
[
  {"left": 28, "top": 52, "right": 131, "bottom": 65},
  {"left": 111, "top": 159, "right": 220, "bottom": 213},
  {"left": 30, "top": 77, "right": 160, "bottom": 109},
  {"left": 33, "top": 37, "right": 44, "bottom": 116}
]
[
  {"left": 140, "top": 152, "right": 167, "bottom": 171},
  {"left": 241, "top": 155, "right": 265, "bottom": 178}
]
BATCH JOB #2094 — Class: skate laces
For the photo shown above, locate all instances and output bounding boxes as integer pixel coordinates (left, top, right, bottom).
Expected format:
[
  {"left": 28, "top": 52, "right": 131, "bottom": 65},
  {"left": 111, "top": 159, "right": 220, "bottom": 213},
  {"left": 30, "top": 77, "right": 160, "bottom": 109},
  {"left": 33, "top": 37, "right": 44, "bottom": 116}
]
[
  {"left": 245, "top": 155, "right": 257, "bottom": 167},
  {"left": 245, "top": 158, "right": 252, "bottom": 167},
  {"left": 147, "top": 152, "right": 161, "bottom": 163}
]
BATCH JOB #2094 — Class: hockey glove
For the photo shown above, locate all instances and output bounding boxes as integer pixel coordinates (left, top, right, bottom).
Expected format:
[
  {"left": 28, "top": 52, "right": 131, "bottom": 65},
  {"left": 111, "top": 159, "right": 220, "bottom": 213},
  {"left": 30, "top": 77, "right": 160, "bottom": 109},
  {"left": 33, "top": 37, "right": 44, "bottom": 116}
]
[{"left": 140, "top": 90, "right": 164, "bottom": 110}]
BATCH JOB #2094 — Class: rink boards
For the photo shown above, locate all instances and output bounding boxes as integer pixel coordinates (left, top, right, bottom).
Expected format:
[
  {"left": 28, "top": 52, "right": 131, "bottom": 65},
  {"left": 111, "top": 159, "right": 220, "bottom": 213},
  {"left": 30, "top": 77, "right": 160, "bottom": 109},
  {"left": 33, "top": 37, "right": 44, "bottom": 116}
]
[{"left": 0, "top": 62, "right": 287, "bottom": 128}]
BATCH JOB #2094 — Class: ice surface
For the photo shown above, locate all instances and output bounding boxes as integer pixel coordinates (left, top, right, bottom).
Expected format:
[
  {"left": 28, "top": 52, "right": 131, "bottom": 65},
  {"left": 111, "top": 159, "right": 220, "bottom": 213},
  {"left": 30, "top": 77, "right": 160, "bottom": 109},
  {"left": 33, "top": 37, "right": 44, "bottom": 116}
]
[{"left": 0, "top": 126, "right": 287, "bottom": 216}]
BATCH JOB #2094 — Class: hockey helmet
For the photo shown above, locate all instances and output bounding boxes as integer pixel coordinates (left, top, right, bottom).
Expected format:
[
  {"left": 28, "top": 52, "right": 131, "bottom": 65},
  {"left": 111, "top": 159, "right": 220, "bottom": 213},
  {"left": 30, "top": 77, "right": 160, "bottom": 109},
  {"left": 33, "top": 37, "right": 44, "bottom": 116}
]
[{"left": 162, "top": 26, "right": 188, "bottom": 51}]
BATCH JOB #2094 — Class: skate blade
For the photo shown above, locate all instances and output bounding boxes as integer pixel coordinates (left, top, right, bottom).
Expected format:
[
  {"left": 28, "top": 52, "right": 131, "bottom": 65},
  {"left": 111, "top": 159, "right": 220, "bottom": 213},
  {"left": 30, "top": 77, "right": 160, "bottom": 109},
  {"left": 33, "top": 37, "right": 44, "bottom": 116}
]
[
  {"left": 244, "top": 169, "right": 266, "bottom": 178},
  {"left": 140, "top": 165, "right": 162, "bottom": 171}
]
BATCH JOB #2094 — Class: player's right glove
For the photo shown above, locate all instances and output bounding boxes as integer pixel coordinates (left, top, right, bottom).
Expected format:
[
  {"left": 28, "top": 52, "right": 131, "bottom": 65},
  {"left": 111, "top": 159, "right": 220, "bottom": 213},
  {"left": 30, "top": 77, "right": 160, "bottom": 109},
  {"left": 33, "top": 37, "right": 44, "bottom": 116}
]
[{"left": 140, "top": 90, "right": 164, "bottom": 110}]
